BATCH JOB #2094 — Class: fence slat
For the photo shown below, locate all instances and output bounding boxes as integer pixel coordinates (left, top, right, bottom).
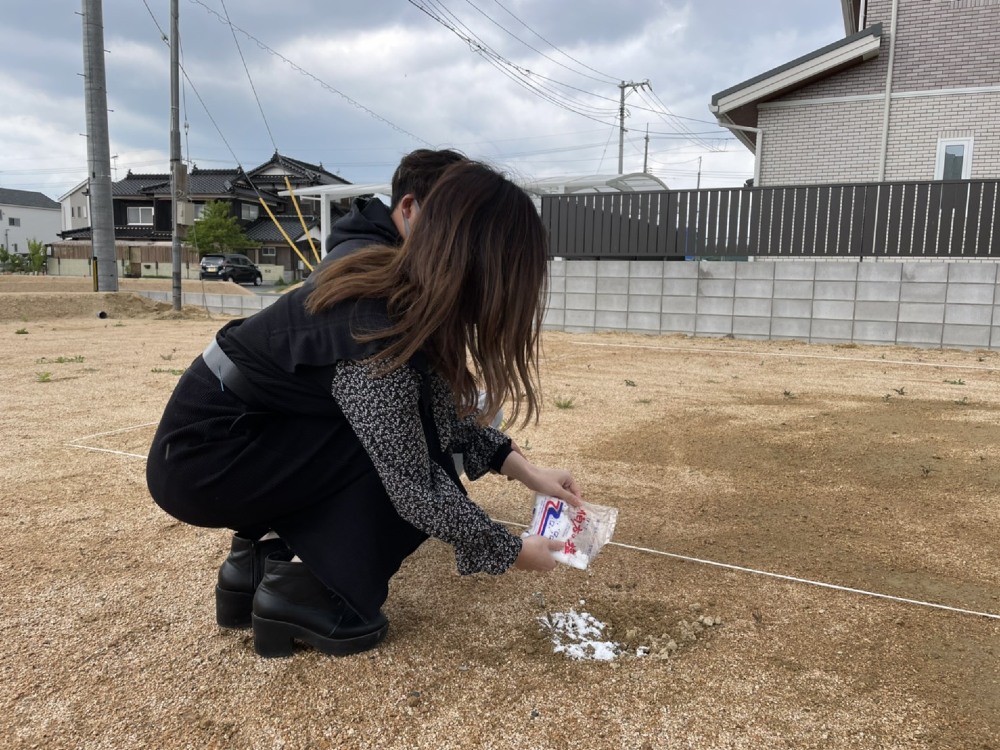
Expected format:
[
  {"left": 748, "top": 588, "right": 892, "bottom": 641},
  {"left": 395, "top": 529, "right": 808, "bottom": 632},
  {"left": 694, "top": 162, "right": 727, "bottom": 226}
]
[
  {"left": 977, "top": 182, "right": 996, "bottom": 257},
  {"left": 897, "top": 183, "right": 915, "bottom": 256},
  {"left": 637, "top": 192, "right": 651, "bottom": 256},
  {"left": 661, "top": 192, "right": 676, "bottom": 256},
  {"left": 676, "top": 192, "right": 690, "bottom": 257},
  {"left": 877, "top": 183, "right": 897, "bottom": 256}
]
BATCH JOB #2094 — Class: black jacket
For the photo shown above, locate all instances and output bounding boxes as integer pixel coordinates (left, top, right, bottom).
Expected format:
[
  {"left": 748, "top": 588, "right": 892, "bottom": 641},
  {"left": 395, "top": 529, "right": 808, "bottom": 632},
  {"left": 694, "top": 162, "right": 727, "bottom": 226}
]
[
  {"left": 306, "top": 197, "right": 401, "bottom": 285},
  {"left": 216, "top": 289, "right": 393, "bottom": 417}
]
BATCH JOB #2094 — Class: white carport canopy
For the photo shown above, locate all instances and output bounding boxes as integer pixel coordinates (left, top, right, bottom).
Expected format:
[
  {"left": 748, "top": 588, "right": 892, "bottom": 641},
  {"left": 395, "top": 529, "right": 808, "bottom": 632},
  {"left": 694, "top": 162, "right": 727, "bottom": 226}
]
[{"left": 282, "top": 172, "right": 668, "bottom": 257}]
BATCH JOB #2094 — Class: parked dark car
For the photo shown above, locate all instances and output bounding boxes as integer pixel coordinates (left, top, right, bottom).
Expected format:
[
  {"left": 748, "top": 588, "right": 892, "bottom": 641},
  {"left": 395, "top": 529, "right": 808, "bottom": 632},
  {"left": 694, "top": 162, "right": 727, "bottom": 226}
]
[{"left": 199, "top": 253, "right": 263, "bottom": 285}]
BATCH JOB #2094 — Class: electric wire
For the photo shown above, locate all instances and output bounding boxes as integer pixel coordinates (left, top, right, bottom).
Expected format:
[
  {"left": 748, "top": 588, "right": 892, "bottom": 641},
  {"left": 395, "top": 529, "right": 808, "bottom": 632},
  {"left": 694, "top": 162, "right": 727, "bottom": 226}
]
[
  {"left": 219, "top": 0, "right": 277, "bottom": 152},
  {"left": 410, "top": 0, "right": 735, "bottom": 142},
  {"left": 460, "top": 0, "right": 616, "bottom": 84},
  {"left": 420, "top": 0, "right": 618, "bottom": 118},
  {"left": 487, "top": 0, "right": 620, "bottom": 83},
  {"left": 186, "top": 0, "right": 432, "bottom": 147},
  {"left": 595, "top": 123, "right": 618, "bottom": 173},
  {"left": 408, "top": 0, "right": 620, "bottom": 122}
]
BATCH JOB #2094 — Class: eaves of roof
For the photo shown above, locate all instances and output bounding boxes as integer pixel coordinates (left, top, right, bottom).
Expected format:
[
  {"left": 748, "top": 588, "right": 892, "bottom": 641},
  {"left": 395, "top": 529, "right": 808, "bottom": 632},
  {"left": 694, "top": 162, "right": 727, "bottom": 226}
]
[
  {"left": 112, "top": 174, "right": 170, "bottom": 196},
  {"left": 58, "top": 226, "right": 172, "bottom": 241},
  {"left": 710, "top": 22, "right": 883, "bottom": 143},
  {"left": 0, "top": 187, "right": 62, "bottom": 210},
  {"left": 247, "top": 152, "right": 351, "bottom": 186},
  {"left": 244, "top": 215, "right": 317, "bottom": 242}
]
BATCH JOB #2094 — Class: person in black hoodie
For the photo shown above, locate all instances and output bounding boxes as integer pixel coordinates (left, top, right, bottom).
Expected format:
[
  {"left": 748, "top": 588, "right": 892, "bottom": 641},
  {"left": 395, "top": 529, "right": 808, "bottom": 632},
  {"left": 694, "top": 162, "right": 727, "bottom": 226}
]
[
  {"left": 146, "top": 161, "right": 580, "bottom": 658},
  {"left": 306, "top": 148, "right": 467, "bottom": 281}
]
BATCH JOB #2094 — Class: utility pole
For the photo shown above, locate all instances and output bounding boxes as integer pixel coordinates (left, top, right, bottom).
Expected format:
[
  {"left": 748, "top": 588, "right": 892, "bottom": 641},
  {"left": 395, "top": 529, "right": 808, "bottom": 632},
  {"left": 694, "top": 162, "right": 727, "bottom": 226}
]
[
  {"left": 696, "top": 156, "right": 702, "bottom": 190},
  {"left": 618, "top": 80, "right": 650, "bottom": 175},
  {"left": 169, "top": 0, "right": 186, "bottom": 311},
  {"left": 643, "top": 124, "right": 650, "bottom": 174},
  {"left": 81, "top": 0, "right": 117, "bottom": 291}
]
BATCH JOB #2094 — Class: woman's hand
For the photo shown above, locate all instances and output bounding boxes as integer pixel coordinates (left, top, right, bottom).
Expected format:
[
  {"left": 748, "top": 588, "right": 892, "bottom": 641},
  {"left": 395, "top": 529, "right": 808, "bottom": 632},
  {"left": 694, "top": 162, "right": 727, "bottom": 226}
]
[
  {"left": 526, "top": 467, "right": 582, "bottom": 508},
  {"left": 513, "top": 535, "right": 565, "bottom": 572},
  {"left": 499, "top": 452, "right": 582, "bottom": 507}
]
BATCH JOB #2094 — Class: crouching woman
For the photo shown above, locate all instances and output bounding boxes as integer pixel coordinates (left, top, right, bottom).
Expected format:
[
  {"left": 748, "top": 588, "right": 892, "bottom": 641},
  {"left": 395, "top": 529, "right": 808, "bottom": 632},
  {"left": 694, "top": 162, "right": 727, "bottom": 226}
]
[{"left": 145, "top": 160, "right": 581, "bottom": 657}]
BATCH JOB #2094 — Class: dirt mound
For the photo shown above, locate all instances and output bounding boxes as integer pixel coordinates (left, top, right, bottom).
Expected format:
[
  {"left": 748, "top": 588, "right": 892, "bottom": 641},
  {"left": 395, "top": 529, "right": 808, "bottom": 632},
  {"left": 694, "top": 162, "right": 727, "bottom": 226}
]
[{"left": 0, "top": 291, "right": 211, "bottom": 321}]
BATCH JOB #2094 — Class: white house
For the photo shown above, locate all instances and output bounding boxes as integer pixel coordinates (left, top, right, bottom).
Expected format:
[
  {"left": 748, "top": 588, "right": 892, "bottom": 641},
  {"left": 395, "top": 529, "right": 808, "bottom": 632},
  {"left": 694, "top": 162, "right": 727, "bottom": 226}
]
[
  {"left": 59, "top": 180, "right": 90, "bottom": 232},
  {"left": 0, "top": 188, "right": 62, "bottom": 253}
]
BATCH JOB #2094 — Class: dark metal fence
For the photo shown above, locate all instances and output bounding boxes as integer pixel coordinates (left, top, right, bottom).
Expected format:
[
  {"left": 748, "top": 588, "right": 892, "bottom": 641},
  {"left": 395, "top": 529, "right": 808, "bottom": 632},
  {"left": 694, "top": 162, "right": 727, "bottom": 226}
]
[{"left": 540, "top": 179, "right": 1000, "bottom": 259}]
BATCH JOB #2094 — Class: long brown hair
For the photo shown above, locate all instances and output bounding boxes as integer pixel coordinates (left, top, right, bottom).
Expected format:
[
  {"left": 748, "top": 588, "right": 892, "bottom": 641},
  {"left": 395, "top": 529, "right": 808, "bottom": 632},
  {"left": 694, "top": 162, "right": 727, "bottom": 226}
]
[{"left": 306, "top": 160, "right": 548, "bottom": 426}]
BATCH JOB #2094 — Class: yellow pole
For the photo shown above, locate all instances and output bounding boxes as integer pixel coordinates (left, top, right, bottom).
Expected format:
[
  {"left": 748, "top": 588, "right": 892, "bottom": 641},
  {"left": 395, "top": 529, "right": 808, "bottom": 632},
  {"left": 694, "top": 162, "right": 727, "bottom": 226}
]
[
  {"left": 257, "top": 197, "right": 313, "bottom": 272},
  {"left": 284, "top": 176, "right": 321, "bottom": 264}
]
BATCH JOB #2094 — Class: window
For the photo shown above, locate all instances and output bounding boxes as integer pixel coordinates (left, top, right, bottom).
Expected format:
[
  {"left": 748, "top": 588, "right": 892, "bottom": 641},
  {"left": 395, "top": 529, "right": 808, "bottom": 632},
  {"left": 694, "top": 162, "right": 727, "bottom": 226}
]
[
  {"left": 261, "top": 247, "right": 276, "bottom": 257},
  {"left": 242, "top": 203, "right": 259, "bottom": 221},
  {"left": 127, "top": 206, "right": 154, "bottom": 225},
  {"left": 193, "top": 203, "right": 205, "bottom": 221},
  {"left": 935, "top": 138, "right": 973, "bottom": 180},
  {"left": 8, "top": 217, "right": 20, "bottom": 227}
]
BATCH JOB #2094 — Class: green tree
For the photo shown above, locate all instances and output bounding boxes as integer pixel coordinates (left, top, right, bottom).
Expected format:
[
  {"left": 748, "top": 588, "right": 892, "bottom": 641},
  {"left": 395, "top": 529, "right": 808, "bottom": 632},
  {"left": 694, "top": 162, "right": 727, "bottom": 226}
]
[
  {"left": 27, "top": 239, "right": 47, "bottom": 274},
  {"left": 185, "top": 200, "right": 259, "bottom": 256},
  {"left": 0, "top": 245, "right": 9, "bottom": 272}
]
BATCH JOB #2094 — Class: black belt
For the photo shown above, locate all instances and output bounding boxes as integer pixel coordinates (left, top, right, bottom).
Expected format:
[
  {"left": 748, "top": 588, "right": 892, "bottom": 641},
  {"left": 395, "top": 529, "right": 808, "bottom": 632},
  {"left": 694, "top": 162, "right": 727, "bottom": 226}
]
[{"left": 202, "top": 338, "right": 255, "bottom": 403}]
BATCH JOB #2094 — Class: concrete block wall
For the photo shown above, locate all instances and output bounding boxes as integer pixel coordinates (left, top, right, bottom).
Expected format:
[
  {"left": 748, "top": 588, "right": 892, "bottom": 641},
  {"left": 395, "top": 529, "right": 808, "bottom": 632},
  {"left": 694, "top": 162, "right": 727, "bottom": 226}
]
[
  {"left": 137, "top": 290, "right": 278, "bottom": 316},
  {"left": 544, "top": 260, "right": 1000, "bottom": 351}
]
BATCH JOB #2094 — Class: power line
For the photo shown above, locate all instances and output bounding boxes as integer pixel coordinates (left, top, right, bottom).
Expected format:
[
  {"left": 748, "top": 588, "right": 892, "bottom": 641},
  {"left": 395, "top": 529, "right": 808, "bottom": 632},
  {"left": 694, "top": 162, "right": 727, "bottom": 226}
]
[
  {"left": 420, "top": 0, "right": 618, "bottom": 117},
  {"left": 461, "top": 0, "right": 617, "bottom": 84},
  {"left": 487, "top": 0, "right": 620, "bottom": 84},
  {"left": 408, "top": 0, "right": 733, "bottom": 142},
  {"left": 187, "top": 0, "right": 432, "bottom": 146},
  {"left": 408, "top": 0, "right": 620, "bottom": 124},
  {"left": 219, "top": 0, "right": 277, "bottom": 152}
]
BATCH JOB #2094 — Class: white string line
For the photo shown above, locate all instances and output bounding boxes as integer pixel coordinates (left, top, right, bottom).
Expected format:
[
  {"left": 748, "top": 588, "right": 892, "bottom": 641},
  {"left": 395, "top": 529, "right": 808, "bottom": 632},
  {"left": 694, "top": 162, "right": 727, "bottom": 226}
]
[
  {"left": 64, "top": 430, "right": 999, "bottom": 621},
  {"left": 497, "top": 519, "right": 1000, "bottom": 621},
  {"left": 69, "top": 422, "right": 159, "bottom": 443},
  {"left": 569, "top": 341, "right": 1000, "bottom": 373},
  {"left": 66, "top": 444, "right": 149, "bottom": 460}
]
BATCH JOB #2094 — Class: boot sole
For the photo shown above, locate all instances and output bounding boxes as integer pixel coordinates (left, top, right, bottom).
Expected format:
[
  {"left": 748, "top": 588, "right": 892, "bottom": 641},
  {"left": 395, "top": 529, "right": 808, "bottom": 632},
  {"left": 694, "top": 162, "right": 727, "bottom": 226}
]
[
  {"left": 216, "top": 585, "right": 253, "bottom": 629},
  {"left": 251, "top": 614, "right": 388, "bottom": 658}
]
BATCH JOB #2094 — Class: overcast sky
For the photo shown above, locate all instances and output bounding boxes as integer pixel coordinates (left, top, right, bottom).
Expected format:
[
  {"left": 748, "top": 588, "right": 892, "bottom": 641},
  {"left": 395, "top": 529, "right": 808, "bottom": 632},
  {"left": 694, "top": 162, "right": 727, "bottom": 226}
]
[{"left": 1, "top": 1, "right": 845, "bottom": 200}]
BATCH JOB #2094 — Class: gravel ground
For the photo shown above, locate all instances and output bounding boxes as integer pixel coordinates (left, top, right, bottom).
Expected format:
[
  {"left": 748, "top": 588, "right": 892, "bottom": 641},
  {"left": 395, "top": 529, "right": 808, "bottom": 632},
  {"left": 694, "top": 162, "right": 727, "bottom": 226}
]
[{"left": 1, "top": 277, "right": 998, "bottom": 749}]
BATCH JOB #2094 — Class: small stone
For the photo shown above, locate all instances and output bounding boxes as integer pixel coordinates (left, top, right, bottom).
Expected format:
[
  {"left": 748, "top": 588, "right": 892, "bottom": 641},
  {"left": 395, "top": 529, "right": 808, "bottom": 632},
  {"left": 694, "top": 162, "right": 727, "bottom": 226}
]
[
  {"left": 666, "top": 639, "right": 678, "bottom": 651},
  {"left": 689, "top": 603, "right": 702, "bottom": 613},
  {"left": 626, "top": 628, "right": 639, "bottom": 640},
  {"left": 530, "top": 592, "right": 546, "bottom": 609},
  {"left": 530, "top": 708, "right": 540, "bottom": 719},
  {"left": 406, "top": 691, "right": 421, "bottom": 707},
  {"left": 703, "top": 616, "right": 714, "bottom": 627}
]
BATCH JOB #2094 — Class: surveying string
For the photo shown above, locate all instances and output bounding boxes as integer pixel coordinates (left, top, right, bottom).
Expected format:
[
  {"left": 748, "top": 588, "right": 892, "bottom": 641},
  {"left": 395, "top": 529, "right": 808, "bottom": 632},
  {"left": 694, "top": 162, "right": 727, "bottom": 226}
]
[{"left": 497, "top": 518, "right": 1000, "bottom": 621}]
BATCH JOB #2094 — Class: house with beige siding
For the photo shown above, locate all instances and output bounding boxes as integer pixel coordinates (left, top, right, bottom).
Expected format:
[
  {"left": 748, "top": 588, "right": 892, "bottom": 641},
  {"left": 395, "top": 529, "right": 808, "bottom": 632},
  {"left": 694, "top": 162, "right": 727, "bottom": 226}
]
[{"left": 710, "top": 0, "right": 1000, "bottom": 186}]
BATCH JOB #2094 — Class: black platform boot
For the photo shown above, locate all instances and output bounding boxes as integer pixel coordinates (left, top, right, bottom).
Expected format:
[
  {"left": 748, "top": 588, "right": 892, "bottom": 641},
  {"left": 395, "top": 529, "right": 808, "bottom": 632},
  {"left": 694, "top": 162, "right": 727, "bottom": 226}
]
[
  {"left": 251, "top": 551, "right": 389, "bottom": 658},
  {"left": 215, "top": 533, "right": 289, "bottom": 629}
]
